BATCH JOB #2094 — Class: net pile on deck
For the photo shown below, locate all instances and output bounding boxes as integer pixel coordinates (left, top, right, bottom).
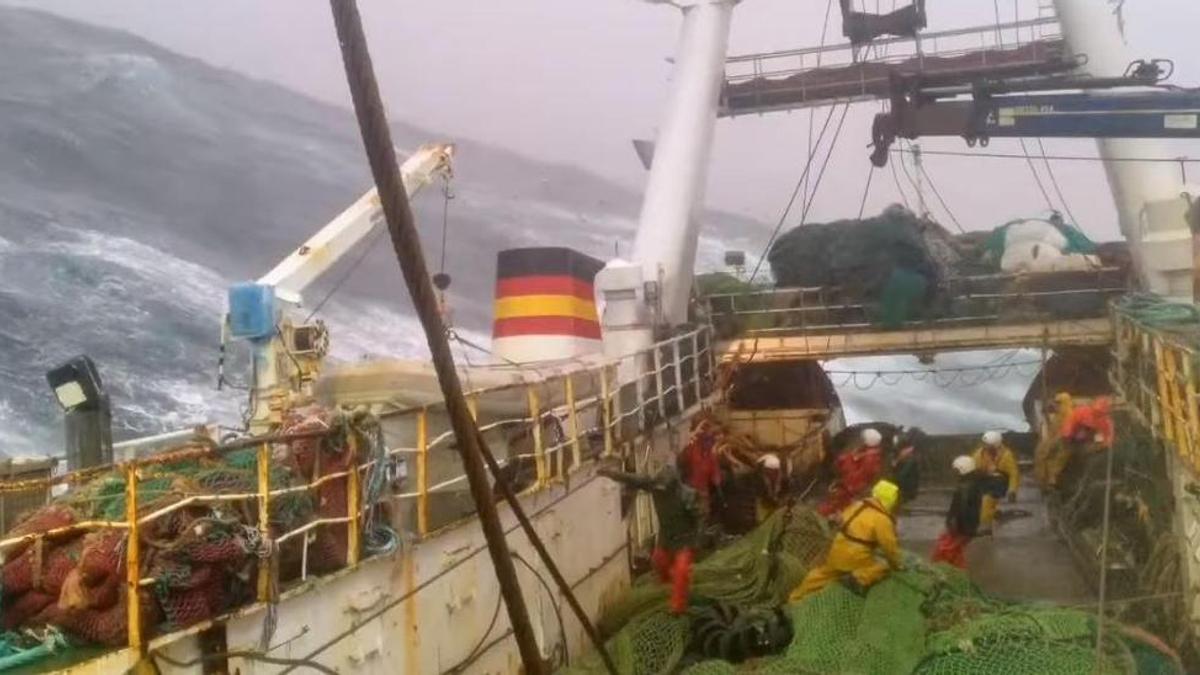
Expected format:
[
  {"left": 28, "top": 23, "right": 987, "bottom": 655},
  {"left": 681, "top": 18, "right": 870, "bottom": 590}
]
[
  {"left": 564, "top": 506, "right": 1183, "bottom": 675},
  {"left": 0, "top": 407, "right": 373, "bottom": 647}
]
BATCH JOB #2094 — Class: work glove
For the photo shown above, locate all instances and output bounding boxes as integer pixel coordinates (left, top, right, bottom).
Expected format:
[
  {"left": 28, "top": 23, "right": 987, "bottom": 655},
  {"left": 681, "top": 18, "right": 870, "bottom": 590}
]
[{"left": 1007, "top": 491, "right": 1018, "bottom": 503}]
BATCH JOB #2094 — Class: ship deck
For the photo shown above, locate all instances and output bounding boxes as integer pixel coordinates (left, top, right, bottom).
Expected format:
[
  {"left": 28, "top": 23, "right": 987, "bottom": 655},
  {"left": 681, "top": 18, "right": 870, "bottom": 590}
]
[{"left": 898, "top": 479, "right": 1093, "bottom": 605}]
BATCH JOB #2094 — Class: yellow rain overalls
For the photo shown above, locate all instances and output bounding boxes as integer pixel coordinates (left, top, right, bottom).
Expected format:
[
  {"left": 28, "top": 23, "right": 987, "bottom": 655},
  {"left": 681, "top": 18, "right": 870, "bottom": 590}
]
[
  {"left": 972, "top": 444, "right": 1020, "bottom": 529},
  {"left": 790, "top": 497, "right": 901, "bottom": 600}
]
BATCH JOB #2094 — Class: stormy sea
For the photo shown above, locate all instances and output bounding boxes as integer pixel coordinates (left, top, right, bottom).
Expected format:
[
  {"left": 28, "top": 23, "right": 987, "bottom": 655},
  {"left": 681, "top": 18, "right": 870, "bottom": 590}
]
[{"left": 0, "top": 8, "right": 1031, "bottom": 458}]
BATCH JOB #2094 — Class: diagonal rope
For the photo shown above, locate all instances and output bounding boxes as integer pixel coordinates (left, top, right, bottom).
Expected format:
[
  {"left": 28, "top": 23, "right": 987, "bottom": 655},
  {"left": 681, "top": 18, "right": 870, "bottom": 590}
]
[
  {"left": 1037, "top": 138, "right": 1082, "bottom": 228},
  {"left": 1019, "top": 137, "right": 1057, "bottom": 212},
  {"left": 748, "top": 102, "right": 840, "bottom": 283}
]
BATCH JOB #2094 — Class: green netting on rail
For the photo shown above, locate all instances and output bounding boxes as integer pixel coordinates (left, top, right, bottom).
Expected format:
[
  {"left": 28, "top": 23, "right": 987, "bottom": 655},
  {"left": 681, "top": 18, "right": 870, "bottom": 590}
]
[{"left": 562, "top": 507, "right": 1183, "bottom": 675}]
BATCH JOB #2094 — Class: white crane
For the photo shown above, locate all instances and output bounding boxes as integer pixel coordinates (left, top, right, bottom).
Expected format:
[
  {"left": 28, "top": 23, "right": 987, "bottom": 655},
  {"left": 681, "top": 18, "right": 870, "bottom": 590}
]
[{"left": 226, "top": 143, "right": 454, "bottom": 431}]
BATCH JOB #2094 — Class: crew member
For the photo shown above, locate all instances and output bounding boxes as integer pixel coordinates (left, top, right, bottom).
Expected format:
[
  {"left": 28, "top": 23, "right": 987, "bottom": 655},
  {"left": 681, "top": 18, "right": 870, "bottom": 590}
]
[
  {"left": 755, "top": 453, "right": 790, "bottom": 523},
  {"left": 819, "top": 428, "right": 885, "bottom": 516},
  {"left": 791, "top": 480, "right": 903, "bottom": 600},
  {"left": 972, "top": 431, "right": 1019, "bottom": 533},
  {"left": 931, "top": 456, "right": 1007, "bottom": 568},
  {"left": 1061, "top": 397, "right": 1114, "bottom": 448},
  {"left": 598, "top": 464, "right": 701, "bottom": 614},
  {"left": 891, "top": 427, "right": 922, "bottom": 506},
  {"left": 679, "top": 417, "right": 724, "bottom": 521}
]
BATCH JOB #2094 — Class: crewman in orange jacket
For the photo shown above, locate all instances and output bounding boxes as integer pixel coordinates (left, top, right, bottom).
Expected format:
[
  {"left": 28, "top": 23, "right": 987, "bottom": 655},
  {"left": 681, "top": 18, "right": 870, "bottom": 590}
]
[{"left": 1061, "top": 397, "right": 1114, "bottom": 448}]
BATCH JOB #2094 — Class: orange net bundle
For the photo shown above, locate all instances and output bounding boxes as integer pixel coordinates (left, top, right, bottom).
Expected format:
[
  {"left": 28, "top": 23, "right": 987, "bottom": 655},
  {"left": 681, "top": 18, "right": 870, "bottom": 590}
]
[{"left": 0, "top": 407, "right": 375, "bottom": 646}]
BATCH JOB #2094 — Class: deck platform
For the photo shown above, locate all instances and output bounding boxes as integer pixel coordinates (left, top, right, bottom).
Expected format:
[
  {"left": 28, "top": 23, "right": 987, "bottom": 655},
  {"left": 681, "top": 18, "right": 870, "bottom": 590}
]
[{"left": 718, "top": 316, "right": 1111, "bottom": 361}]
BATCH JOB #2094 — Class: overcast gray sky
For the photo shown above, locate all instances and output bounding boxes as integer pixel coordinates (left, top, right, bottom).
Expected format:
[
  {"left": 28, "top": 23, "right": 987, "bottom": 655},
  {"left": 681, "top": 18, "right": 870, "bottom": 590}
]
[{"left": 9, "top": 0, "right": 1200, "bottom": 242}]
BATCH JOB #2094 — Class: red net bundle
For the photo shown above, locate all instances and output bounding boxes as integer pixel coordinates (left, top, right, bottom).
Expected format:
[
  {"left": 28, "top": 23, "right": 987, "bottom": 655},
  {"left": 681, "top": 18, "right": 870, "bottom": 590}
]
[
  {"left": 0, "top": 407, "right": 367, "bottom": 646},
  {"left": 284, "top": 407, "right": 361, "bottom": 575}
]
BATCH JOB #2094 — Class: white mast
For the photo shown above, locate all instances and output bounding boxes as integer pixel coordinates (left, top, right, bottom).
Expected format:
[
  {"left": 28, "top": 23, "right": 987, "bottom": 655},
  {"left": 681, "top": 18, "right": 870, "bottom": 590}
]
[
  {"left": 596, "top": 0, "right": 737, "bottom": 360},
  {"left": 1054, "top": 0, "right": 1194, "bottom": 297}
]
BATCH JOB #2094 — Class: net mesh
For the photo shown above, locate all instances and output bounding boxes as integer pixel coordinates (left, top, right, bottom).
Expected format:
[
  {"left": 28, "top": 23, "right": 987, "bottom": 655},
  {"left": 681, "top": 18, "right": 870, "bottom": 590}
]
[
  {"left": 0, "top": 407, "right": 376, "bottom": 648},
  {"left": 562, "top": 507, "right": 1183, "bottom": 675}
]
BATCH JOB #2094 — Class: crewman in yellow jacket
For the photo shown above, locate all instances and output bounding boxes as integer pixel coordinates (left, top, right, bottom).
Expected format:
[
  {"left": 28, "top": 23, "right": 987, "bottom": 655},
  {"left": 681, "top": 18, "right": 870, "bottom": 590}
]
[
  {"left": 790, "top": 480, "right": 903, "bottom": 600},
  {"left": 972, "top": 431, "right": 1020, "bottom": 533}
]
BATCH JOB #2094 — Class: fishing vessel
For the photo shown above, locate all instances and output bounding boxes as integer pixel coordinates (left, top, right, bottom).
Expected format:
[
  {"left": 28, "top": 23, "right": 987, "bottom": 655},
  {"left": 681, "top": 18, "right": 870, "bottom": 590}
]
[{"left": 2, "top": 1, "right": 1200, "bottom": 673}]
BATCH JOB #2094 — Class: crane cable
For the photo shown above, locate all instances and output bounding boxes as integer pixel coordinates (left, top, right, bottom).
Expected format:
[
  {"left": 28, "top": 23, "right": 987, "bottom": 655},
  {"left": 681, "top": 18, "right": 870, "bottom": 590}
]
[
  {"left": 798, "top": 102, "right": 853, "bottom": 227},
  {"left": 804, "top": 0, "right": 836, "bottom": 204},
  {"left": 1019, "top": 137, "right": 1057, "bottom": 212},
  {"left": 857, "top": 164, "right": 875, "bottom": 219},
  {"left": 1036, "top": 138, "right": 1082, "bottom": 228},
  {"left": 748, "top": 102, "right": 840, "bottom": 283},
  {"left": 438, "top": 176, "right": 454, "bottom": 275},
  {"left": 890, "top": 151, "right": 912, "bottom": 209},
  {"left": 913, "top": 153, "right": 967, "bottom": 233}
]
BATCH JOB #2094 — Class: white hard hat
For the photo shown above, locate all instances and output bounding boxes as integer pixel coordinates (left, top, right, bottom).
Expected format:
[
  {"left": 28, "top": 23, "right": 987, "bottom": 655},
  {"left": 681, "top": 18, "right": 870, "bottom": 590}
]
[
  {"left": 861, "top": 428, "right": 883, "bottom": 447},
  {"left": 952, "top": 455, "right": 976, "bottom": 475},
  {"left": 982, "top": 431, "right": 1003, "bottom": 447},
  {"left": 759, "top": 453, "right": 781, "bottom": 470}
]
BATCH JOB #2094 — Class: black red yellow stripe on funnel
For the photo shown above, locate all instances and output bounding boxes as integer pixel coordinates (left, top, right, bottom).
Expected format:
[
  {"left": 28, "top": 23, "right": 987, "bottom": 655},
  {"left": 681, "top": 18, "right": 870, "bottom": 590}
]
[{"left": 492, "top": 247, "right": 603, "bottom": 339}]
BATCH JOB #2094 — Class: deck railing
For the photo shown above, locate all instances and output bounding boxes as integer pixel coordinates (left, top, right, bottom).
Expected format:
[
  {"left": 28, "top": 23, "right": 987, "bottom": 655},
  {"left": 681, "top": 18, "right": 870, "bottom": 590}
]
[
  {"left": 0, "top": 325, "right": 715, "bottom": 658},
  {"left": 706, "top": 268, "right": 1128, "bottom": 341},
  {"left": 1111, "top": 307, "right": 1200, "bottom": 478}
]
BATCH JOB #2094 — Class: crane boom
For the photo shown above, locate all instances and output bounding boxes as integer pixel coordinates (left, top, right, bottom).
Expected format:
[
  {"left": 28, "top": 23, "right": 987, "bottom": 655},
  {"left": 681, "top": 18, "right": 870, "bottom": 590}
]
[
  {"left": 260, "top": 143, "right": 454, "bottom": 305},
  {"left": 227, "top": 142, "right": 453, "bottom": 431}
]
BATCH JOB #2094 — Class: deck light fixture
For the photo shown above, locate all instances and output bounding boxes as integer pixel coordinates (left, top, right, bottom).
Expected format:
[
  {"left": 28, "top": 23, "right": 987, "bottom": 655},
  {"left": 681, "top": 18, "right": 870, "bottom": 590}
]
[{"left": 45, "top": 355, "right": 113, "bottom": 470}]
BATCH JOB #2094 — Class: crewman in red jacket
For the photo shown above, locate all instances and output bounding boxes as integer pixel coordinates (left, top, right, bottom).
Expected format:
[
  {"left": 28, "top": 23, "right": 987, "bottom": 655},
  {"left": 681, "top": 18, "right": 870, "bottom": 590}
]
[{"left": 820, "top": 428, "right": 885, "bottom": 517}]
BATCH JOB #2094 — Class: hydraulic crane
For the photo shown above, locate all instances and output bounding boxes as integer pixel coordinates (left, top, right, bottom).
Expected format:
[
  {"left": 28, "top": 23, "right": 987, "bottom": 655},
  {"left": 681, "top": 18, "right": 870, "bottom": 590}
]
[
  {"left": 869, "top": 62, "right": 1200, "bottom": 167},
  {"left": 223, "top": 144, "right": 454, "bottom": 432}
]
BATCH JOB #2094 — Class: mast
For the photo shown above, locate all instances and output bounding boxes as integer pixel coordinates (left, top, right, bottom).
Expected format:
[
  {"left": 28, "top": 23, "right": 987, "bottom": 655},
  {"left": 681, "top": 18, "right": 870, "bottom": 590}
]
[
  {"left": 1053, "top": 0, "right": 1194, "bottom": 297},
  {"left": 597, "top": 0, "right": 737, "bottom": 360}
]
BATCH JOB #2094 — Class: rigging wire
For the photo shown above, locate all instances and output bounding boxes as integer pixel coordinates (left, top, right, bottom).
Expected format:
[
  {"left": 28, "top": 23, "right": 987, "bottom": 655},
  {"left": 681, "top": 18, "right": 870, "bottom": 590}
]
[
  {"left": 889, "top": 150, "right": 912, "bottom": 208},
  {"left": 896, "top": 141, "right": 925, "bottom": 212},
  {"left": 889, "top": 147, "right": 1200, "bottom": 164},
  {"left": 748, "top": 102, "right": 841, "bottom": 283},
  {"left": 1036, "top": 138, "right": 1082, "bottom": 228},
  {"left": 438, "top": 177, "right": 454, "bottom": 274},
  {"left": 1019, "top": 137, "right": 1057, "bottom": 212},
  {"left": 798, "top": 102, "right": 853, "bottom": 226},
  {"left": 913, "top": 155, "right": 967, "bottom": 233},
  {"left": 304, "top": 224, "right": 388, "bottom": 322},
  {"left": 857, "top": 164, "right": 876, "bottom": 219},
  {"left": 804, "top": 0, "right": 836, "bottom": 204}
]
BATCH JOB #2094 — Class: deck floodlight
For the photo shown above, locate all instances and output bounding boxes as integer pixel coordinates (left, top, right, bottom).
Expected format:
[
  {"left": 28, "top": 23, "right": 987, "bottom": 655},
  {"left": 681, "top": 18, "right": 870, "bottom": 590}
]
[
  {"left": 45, "top": 355, "right": 112, "bottom": 470},
  {"left": 46, "top": 356, "right": 104, "bottom": 411}
]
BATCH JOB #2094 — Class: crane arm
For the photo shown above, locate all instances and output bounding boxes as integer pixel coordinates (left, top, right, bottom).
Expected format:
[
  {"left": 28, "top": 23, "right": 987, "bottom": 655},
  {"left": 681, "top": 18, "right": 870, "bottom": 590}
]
[
  {"left": 259, "top": 143, "right": 454, "bottom": 305},
  {"left": 871, "top": 89, "right": 1200, "bottom": 166}
]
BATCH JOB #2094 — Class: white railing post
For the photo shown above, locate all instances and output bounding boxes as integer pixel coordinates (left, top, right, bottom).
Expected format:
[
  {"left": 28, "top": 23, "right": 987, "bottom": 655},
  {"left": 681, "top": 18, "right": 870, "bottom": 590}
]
[
  {"left": 653, "top": 344, "right": 666, "bottom": 420},
  {"left": 672, "top": 336, "right": 686, "bottom": 413},
  {"left": 691, "top": 331, "right": 703, "bottom": 403}
]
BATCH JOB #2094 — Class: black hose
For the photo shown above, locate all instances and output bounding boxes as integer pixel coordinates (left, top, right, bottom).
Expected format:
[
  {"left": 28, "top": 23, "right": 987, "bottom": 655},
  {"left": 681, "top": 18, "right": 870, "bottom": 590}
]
[
  {"left": 149, "top": 648, "right": 339, "bottom": 675},
  {"left": 515, "top": 552, "right": 569, "bottom": 665},
  {"left": 445, "top": 589, "right": 505, "bottom": 674}
]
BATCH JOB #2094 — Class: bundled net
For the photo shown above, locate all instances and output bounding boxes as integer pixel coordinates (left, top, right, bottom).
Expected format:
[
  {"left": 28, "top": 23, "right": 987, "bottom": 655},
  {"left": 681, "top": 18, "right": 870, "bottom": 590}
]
[
  {"left": 0, "top": 407, "right": 383, "bottom": 648},
  {"left": 563, "top": 507, "right": 1183, "bottom": 675}
]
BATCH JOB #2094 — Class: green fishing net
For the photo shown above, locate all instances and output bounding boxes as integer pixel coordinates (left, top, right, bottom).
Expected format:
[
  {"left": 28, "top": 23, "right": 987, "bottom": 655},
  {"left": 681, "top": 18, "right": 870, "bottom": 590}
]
[{"left": 561, "top": 507, "right": 1183, "bottom": 675}]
